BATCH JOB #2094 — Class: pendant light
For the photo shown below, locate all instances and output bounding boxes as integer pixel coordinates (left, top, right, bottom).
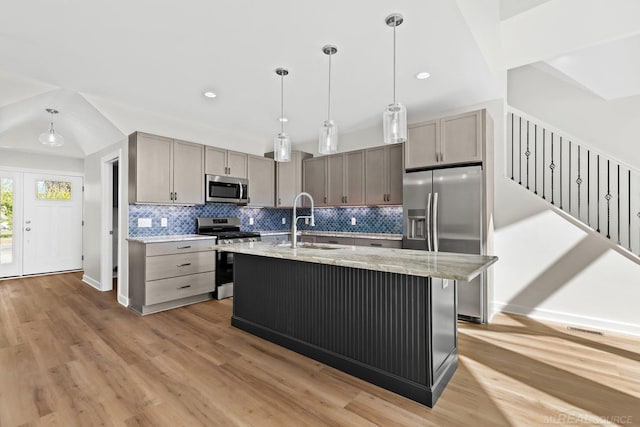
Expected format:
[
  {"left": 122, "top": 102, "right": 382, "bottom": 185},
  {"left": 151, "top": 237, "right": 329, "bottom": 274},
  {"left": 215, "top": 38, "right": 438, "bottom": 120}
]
[
  {"left": 39, "top": 108, "right": 65, "bottom": 147},
  {"left": 319, "top": 45, "right": 338, "bottom": 155},
  {"left": 274, "top": 67, "right": 291, "bottom": 162},
  {"left": 382, "top": 13, "right": 407, "bottom": 144}
]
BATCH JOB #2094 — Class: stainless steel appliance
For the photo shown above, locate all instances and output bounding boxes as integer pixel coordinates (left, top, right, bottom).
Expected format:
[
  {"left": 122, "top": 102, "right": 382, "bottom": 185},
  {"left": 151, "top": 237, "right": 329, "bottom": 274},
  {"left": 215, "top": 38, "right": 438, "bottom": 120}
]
[
  {"left": 403, "top": 165, "right": 485, "bottom": 322},
  {"left": 205, "top": 175, "right": 248, "bottom": 204},
  {"left": 196, "top": 217, "right": 260, "bottom": 299}
]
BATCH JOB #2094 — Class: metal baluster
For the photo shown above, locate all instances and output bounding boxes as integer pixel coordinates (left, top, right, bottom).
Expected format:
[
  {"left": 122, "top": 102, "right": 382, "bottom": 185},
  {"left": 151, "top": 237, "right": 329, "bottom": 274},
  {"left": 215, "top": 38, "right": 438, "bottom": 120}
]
[
  {"left": 525, "top": 121, "right": 530, "bottom": 189},
  {"left": 568, "top": 141, "right": 572, "bottom": 213},
  {"left": 596, "top": 155, "right": 600, "bottom": 233},
  {"left": 511, "top": 113, "right": 514, "bottom": 180},
  {"left": 605, "top": 159, "right": 611, "bottom": 239},
  {"left": 617, "top": 165, "right": 620, "bottom": 244},
  {"left": 542, "top": 129, "right": 546, "bottom": 200},
  {"left": 576, "top": 146, "right": 582, "bottom": 219},
  {"left": 550, "top": 132, "right": 555, "bottom": 205},
  {"left": 559, "top": 136, "right": 563, "bottom": 210},
  {"left": 534, "top": 124, "right": 538, "bottom": 194},
  {"left": 519, "top": 117, "right": 522, "bottom": 185}
]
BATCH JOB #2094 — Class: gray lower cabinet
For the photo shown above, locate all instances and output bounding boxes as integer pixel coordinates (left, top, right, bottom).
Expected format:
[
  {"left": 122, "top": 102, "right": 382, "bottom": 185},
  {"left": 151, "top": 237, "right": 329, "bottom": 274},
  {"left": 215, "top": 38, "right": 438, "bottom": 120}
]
[
  {"left": 247, "top": 155, "right": 275, "bottom": 207},
  {"left": 260, "top": 234, "right": 290, "bottom": 244},
  {"left": 299, "top": 235, "right": 401, "bottom": 247},
  {"left": 353, "top": 238, "right": 402, "bottom": 248},
  {"left": 129, "top": 239, "right": 216, "bottom": 315},
  {"left": 315, "top": 236, "right": 355, "bottom": 245}
]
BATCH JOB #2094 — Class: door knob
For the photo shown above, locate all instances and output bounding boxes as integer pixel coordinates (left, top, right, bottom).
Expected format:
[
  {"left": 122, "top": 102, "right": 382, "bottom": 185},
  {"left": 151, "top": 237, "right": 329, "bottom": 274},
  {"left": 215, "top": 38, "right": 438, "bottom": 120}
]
[{"left": 25, "top": 227, "right": 31, "bottom": 231}]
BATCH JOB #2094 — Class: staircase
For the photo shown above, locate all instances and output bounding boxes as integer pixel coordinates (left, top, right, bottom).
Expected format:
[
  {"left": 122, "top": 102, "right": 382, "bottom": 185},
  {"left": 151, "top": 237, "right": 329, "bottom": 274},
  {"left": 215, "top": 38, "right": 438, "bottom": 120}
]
[{"left": 507, "top": 107, "right": 640, "bottom": 257}]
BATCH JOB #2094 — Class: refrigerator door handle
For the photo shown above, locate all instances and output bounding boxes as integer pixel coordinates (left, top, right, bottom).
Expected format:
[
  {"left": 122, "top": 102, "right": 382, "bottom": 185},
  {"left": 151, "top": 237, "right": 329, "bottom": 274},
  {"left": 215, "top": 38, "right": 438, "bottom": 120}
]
[
  {"left": 426, "top": 192, "right": 432, "bottom": 251},
  {"left": 433, "top": 192, "right": 439, "bottom": 252}
]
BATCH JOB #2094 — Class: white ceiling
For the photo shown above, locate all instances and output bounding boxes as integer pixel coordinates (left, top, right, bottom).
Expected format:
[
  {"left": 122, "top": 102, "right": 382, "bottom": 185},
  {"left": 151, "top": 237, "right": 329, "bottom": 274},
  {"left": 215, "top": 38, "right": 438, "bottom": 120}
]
[
  {"left": 0, "top": 0, "right": 500, "bottom": 157},
  {"left": 545, "top": 34, "right": 640, "bottom": 100},
  {"left": 500, "top": 0, "right": 552, "bottom": 20}
]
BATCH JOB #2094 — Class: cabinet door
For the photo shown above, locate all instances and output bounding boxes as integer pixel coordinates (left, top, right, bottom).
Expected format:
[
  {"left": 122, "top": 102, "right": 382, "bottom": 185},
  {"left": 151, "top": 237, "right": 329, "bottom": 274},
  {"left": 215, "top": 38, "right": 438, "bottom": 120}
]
[
  {"left": 205, "top": 147, "right": 227, "bottom": 176},
  {"left": 441, "top": 110, "right": 482, "bottom": 164},
  {"left": 345, "top": 150, "right": 365, "bottom": 205},
  {"left": 315, "top": 236, "right": 354, "bottom": 245},
  {"left": 406, "top": 120, "right": 439, "bottom": 169},
  {"left": 276, "top": 158, "right": 297, "bottom": 207},
  {"left": 247, "top": 155, "right": 274, "bottom": 207},
  {"left": 364, "top": 146, "right": 387, "bottom": 205},
  {"left": 326, "top": 155, "right": 344, "bottom": 206},
  {"left": 303, "top": 157, "right": 327, "bottom": 207},
  {"left": 386, "top": 144, "right": 403, "bottom": 205},
  {"left": 134, "top": 133, "right": 173, "bottom": 203},
  {"left": 227, "top": 151, "right": 248, "bottom": 179},
  {"left": 172, "top": 140, "right": 204, "bottom": 205}
]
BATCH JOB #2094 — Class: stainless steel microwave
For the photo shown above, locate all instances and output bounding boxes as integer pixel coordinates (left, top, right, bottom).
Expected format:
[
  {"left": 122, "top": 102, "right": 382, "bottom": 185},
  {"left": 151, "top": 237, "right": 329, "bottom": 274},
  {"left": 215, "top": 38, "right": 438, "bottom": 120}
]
[{"left": 205, "top": 175, "right": 248, "bottom": 204}]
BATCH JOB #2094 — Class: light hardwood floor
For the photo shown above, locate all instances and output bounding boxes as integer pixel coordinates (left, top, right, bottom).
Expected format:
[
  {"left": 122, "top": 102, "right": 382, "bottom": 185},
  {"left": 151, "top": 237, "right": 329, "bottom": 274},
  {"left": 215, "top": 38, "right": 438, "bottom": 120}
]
[{"left": 0, "top": 272, "right": 638, "bottom": 426}]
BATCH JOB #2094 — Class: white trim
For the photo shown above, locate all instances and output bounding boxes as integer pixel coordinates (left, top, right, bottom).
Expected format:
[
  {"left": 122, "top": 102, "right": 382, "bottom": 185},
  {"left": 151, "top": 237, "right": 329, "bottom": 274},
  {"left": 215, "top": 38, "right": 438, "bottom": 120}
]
[
  {"left": 492, "top": 301, "right": 640, "bottom": 337},
  {"left": 82, "top": 274, "right": 103, "bottom": 291},
  {"left": 100, "top": 150, "right": 121, "bottom": 293},
  {"left": 118, "top": 294, "right": 129, "bottom": 306},
  {"left": 0, "top": 165, "right": 84, "bottom": 177}
]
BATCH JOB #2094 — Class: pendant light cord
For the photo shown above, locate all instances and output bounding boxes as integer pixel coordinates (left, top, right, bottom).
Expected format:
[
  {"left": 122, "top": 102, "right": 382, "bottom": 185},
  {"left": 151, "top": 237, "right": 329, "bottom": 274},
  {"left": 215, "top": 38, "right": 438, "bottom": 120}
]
[
  {"left": 393, "top": 21, "right": 396, "bottom": 105},
  {"left": 327, "top": 52, "right": 332, "bottom": 121},
  {"left": 280, "top": 73, "right": 284, "bottom": 134}
]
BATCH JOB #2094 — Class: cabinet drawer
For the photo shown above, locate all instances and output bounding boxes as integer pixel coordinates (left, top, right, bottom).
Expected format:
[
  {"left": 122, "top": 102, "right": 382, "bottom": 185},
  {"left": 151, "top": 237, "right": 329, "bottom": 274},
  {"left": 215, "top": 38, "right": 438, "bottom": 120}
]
[
  {"left": 353, "top": 238, "right": 402, "bottom": 249},
  {"left": 145, "top": 251, "right": 215, "bottom": 281},
  {"left": 315, "top": 236, "right": 355, "bottom": 245},
  {"left": 299, "top": 235, "right": 316, "bottom": 243},
  {"left": 145, "top": 272, "right": 216, "bottom": 306},
  {"left": 145, "top": 239, "right": 216, "bottom": 256}
]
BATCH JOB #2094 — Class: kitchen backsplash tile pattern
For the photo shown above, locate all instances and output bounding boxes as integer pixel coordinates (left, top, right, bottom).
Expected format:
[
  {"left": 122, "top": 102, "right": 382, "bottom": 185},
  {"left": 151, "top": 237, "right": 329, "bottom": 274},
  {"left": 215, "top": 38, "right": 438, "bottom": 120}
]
[{"left": 128, "top": 204, "right": 403, "bottom": 237}]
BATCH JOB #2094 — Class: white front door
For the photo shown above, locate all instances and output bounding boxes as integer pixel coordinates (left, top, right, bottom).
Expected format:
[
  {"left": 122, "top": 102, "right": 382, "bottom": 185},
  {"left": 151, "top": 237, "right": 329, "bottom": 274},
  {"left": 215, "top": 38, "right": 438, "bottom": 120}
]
[
  {"left": 22, "top": 173, "right": 83, "bottom": 275},
  {"left": 0, "top": 171, "right": 22, "bottom": 278}
]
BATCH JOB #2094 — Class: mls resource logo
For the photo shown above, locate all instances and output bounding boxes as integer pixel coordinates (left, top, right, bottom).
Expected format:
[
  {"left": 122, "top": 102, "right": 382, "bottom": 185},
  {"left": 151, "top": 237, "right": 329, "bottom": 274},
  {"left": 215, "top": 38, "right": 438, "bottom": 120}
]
[{"left": 544, "top": 412, "right": 632, "bottom": 425}]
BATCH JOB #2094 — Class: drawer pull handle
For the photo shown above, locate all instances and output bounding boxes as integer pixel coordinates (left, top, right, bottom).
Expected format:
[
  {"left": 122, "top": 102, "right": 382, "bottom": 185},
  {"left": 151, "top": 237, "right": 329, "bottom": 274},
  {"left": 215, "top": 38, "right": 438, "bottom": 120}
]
[
  {"left": 370, "top": 243, "right": 383, "bottom": 247},
  {"left": 177, "top": 263, "right": 192, "bottom": 267},
  {"left": 178, "top": 285, "right": 192, "bottom": 289},
  {"left": 177, "top": 245, "right": 192, "bottom": 249}
]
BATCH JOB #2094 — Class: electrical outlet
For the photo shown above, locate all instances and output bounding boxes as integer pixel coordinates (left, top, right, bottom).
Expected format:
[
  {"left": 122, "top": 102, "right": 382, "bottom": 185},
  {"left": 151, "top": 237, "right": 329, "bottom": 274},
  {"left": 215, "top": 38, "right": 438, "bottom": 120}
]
[
  {"left": 305, "top": 218, "right": 309, "bottom": 225},
  {"left": 351, "top": 217, "right": 357, "bottom": 225},
  {"left": 138, "top": 218, "right": 152, "bottom": 228},
  {"left": 442, "top": 279, "right": 449, "bottom": 289},
  {"left": 249, "top": 217, "right": 254, "bottom": 225},
  {"left": 161, "top": 218, "right": 168, "bottom": 227},
  {"left": 282, "top": 217, "right": 286, "bottom": 225}
]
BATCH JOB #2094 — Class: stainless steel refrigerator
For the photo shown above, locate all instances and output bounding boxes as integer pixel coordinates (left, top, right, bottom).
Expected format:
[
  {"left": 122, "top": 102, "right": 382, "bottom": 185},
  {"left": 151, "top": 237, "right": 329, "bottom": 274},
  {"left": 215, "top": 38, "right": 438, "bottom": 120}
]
[{"left": 402, "top": 165, "right": 485, "bottom": 322}]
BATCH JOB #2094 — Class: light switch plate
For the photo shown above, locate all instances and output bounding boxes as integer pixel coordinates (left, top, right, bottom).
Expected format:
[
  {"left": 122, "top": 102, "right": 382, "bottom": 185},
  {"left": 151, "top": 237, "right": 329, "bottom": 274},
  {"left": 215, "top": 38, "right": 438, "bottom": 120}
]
[
  {"left": 249, "top": 217, "right": 254, "bottom": 225},
  {"left": 442, "top": 279, "right": 449, "bottom": 289},
  {"left": 282, "top": 217, "right": 286, "bottom": 225},
  {"left": 161, "top": 218, "right": 168, "bottom": 227},
  {"left": 138, "top": 218, "right": 152, "bottom": 228},
  {"left": 305, "top": 218, "right": 309, "bottom": 225},
  {"left": 351, "top": 217, "right": 357, "bottom": 225}
]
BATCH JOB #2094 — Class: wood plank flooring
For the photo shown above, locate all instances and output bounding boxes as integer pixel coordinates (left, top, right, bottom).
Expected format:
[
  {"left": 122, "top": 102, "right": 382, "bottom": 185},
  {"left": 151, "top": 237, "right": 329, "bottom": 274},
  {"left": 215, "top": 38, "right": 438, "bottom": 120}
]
[{"left": 0, "top": 272, "right": 638, "bottom": 426}]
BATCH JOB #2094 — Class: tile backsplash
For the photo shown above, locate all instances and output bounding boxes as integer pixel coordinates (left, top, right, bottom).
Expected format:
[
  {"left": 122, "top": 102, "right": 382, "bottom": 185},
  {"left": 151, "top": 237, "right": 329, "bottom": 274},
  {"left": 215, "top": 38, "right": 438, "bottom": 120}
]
[{"left": 128, "top": 204, "right": 403, "bottom": 237}]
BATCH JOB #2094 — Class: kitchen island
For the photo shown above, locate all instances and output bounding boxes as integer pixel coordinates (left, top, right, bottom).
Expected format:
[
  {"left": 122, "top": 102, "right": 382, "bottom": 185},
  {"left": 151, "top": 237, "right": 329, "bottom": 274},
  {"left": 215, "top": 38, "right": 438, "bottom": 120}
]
[{"left": 220, "top": 241, "right": 497, "bottom": 407}]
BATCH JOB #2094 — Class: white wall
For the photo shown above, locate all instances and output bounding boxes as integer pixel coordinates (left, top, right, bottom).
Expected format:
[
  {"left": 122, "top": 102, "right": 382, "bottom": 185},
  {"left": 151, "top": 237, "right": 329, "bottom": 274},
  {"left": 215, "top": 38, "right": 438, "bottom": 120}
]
[
  {"left": 0, "top": 148, "right": 84, "bottom": 173},
  {"left": 83, "top": 139, "right": 129, "bottom": 306}
]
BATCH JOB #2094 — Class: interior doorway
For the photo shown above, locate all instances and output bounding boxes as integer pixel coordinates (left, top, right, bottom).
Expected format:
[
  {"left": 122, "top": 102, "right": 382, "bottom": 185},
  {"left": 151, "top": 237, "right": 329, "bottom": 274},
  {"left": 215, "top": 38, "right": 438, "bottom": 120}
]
[{"left": 100, "top": 150, "right": 122, "bottom": 301}]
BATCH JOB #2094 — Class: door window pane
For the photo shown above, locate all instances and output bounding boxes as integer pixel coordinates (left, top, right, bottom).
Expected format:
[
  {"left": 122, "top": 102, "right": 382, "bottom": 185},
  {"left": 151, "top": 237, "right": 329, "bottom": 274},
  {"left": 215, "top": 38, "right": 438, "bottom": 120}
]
[
  {"left": 36, "top": 180, "right": 72, "bottom": 200},
  {"left": 1, "top": 178, "right": 13, "bottom": 264}
]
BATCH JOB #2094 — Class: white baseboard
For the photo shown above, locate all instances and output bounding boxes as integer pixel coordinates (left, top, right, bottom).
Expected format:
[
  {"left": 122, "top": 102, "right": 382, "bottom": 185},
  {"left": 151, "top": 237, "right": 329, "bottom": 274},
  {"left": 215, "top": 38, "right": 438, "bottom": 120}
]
[
  {"left": 492, "top": 301, "right": 640, "bottom": 337},
  {"left": 117, "top": 294, "right": 129, "bottom": 307},
  {"left": 82, "top": 274, "right": 103, "bottom": 291}
]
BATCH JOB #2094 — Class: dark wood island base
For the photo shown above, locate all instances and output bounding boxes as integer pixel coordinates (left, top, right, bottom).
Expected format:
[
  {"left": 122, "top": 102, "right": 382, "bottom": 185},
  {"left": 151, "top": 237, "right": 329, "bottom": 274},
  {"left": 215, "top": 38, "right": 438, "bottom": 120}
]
[{"left": 231, "top": 254, "right": 459, "bottom": 407}]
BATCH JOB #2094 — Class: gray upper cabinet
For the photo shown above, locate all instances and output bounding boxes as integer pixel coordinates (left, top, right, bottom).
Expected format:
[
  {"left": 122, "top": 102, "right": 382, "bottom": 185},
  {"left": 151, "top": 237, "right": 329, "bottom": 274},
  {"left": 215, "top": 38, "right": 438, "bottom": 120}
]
[
  {"left": 326, "top": 155, "right": 343, "bottom": 205},
  {"left": 247, "top": 155, "right": 274, "bottom": 207},
  {"left": 129, "top": 132, "right": 204, "bottom": 205},
  {"left": 406, "top": 110, "right": 483, "bottom": 170},
  {"left": 205, "top": 147, "right": 248, "bottom": 179},
  {"left": 304, "top": 156, "right": 328, "bottom": 206},
  {"left": 324, "top": 150, "right": 365, "bottom": 206},
  {"left": 267, "top": 151, "right": 312, "bottom": 207},
  {"left": 365, "top": 143, "right": 403, "bottom": 205}
]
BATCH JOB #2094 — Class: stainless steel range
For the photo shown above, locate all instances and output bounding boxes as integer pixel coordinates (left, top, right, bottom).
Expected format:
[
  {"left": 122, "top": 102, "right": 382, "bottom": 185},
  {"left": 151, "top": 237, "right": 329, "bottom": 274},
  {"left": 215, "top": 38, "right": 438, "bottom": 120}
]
[{"left": 196, "top": 217, "right": 260, "bottom": 299}]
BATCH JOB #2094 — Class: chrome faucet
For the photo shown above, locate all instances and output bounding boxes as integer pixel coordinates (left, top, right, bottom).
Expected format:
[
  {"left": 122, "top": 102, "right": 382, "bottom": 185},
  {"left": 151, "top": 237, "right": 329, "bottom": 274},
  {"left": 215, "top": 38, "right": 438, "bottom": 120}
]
[{"left": 291, "top": 192, "right": 315, "bottom": 248}]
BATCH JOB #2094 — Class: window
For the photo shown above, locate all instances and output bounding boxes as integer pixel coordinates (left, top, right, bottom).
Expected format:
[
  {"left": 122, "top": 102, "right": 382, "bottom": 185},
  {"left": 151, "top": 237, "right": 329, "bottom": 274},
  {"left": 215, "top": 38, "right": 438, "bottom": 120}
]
[{"left": 36, "top": 180, "right": 72, "bottom": 200}]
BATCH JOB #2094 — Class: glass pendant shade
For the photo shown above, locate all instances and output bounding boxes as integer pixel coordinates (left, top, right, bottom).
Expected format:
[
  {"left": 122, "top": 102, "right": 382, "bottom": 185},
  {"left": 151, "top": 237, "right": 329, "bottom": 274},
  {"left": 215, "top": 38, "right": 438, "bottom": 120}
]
[
  {"left": 274, "top": 132, "right": 291, "bottom": 162},
  {"left": 318, "top": 120, "right": 338, "bottom": 154},
  {"left": 39, "top": 109, "right": 64, "bottom": 147},
  {"left": 382, "top": 102, "right": 407, "bottom": 144}
]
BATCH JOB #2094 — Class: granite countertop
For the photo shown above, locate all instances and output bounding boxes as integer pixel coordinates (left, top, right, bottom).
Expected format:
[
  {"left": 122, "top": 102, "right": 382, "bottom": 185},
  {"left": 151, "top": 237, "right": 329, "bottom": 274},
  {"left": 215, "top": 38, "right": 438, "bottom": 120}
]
[
  {"left": 219, "top": 241, "right": 497, "bottom": 281},
  {"left": 126, "top": 234, "right": 217, "bottom": 244},
  {"left": 257, "top": 230, "right": 403, "bottom": 240}
]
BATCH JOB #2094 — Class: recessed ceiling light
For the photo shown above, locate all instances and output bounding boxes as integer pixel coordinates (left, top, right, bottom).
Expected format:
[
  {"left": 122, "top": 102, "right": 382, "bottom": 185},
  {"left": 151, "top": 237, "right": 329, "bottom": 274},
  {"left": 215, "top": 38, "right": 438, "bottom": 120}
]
[
  {"left": 279, "top": 117, "right": 288, "bottom": 122},
  {"left": 416, "top": 72, "right": 431, "bottom": 80},
  {"left": 203, "top": 91, "right": 217, "bottom": 98}
]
